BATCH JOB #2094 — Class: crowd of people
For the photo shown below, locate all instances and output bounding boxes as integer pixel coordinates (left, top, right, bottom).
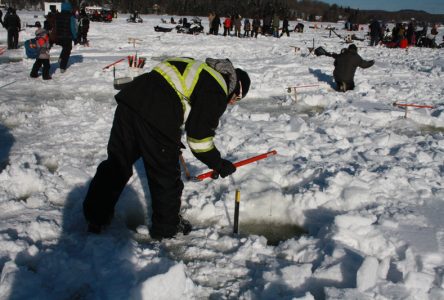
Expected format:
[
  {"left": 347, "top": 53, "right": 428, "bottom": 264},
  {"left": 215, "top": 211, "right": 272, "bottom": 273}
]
[
  {"left": 203, "top": 12, "right": 442, "bottom": 49},
  {"left": 368, "top": 19, "right": 441, "bottom": 48},
  {"left": 207, "top": 12, "right": 298, "bottom": 38},
  {"left": 0, "top": 3, "right": 91, "bottom": 80}
]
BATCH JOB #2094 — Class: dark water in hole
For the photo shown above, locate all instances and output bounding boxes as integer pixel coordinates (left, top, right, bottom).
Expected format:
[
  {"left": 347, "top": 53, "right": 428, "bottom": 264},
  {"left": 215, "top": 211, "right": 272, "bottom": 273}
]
[
  {"left": 394, "top": 125, "right": 444, "bottom": 137},
  {"left": 420, "top": 125, "right": 444, "bottom": 134},
  {"left": 239, "top": 222, "right": 307, "bottom": 246},
  {"left": 0, "top": 57, "right": 22, "bottom": 64},
  {"left": 237, "top": 97, "right": 325, "bottom": 118}
]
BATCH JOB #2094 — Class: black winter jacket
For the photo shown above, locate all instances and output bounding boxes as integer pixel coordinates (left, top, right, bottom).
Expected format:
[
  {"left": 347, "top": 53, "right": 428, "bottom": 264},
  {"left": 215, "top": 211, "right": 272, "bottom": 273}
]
[
  {"left": 3, "top": 13, "right": 20, "bottom": 30},
  {"left": 331, "top": 48, "right": 374, "bottom": 83},
  {"left": 55, "top": 11, "right": 74, "bottom": 41},
  {"left": 115, "top": 64, "right": 229, "bottom": 171}
]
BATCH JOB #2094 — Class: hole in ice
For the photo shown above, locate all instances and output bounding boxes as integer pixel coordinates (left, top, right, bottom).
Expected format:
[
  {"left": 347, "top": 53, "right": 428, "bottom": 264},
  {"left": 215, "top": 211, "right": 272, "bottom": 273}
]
[
  {"left": 239, "top": 222, "right": 308, "bottom": 246},
  {"left": 420, "top": 125, "right": 444, "bottom": 134},
  {"left": 295, "top": 105, "right": 325, "bottom": 117},
  {"left": 0, "top": 57, "right": 23, "bottom": 64},
  {"left": 237, "top": 97, "right": 325, "bottom": 118}
]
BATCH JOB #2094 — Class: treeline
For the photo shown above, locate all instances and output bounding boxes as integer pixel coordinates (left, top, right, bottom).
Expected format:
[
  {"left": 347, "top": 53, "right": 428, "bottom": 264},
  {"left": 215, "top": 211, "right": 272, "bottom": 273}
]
[{"left": 5, "top": 0, "right": 444, "bottom": 23}]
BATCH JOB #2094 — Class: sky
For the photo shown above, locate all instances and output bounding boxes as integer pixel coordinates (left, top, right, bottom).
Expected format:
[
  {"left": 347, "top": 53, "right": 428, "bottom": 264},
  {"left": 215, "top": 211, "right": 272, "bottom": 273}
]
[{"left": 321, "top": 0, "right": 444, "bottom": 14}]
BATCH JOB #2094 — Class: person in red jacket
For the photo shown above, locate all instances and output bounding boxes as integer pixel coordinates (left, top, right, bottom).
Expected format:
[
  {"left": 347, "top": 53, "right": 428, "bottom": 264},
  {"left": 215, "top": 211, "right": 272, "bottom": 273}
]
[
  {"left": 83, "top": 58, "right": 250, "bottom": 240},
  {"left": 223, "top": 16, "right": 231, "bottom": 36}
]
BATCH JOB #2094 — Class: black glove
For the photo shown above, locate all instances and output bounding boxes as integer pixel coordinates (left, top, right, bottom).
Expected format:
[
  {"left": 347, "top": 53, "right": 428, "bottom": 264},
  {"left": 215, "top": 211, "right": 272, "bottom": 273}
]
[
  {"left": 213, "top": 159, "right": 236, "bottom": 179},
  {"left": 314, "top": 46, "right": 326, "bottom": 56}
]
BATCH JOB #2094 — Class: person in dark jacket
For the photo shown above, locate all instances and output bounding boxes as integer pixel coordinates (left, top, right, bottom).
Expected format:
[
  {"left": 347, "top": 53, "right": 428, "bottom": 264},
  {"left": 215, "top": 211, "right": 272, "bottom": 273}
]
[
  {"left": 211, "top": 13, "right": 221, "bottom": 35},
  {"left": 252, "top": 17, "right": 261, "bottom": 38},
  {"left": 54, "top": 2, "right": 77, "bottom": 72},
  {"left": 3, "top": 8, "right": 21, "bottom": 49},
  {"left": 0, "top": 9, "right": 4, "bottom": 27},
  {"left": 280, "top": 17, "right": 290, "bottom": 37},
  {"left": 406, "top": 22, "right": 416, "bottom": 46},
  {"left": 316, "top": 44, "right": 374, "bottom": 91},
  {"left": 369, "top": 19, "right": 381, "bottom": 46},
  {"left": 77, "top": 9, "right": 90, "bottom": 45},
  {"left": 83, "top": 57, "right": 251, "bottom": 240},
  {"left": 45, "top": 6, "right": 57, "bottom": 47}
]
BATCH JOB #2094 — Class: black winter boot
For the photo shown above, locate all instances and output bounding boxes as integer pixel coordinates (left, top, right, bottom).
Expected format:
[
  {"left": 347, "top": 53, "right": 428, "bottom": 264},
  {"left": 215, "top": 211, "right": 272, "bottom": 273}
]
[
  {"left": 150, "top": 215, "right": 192, "bottom": 241},
  {"left": 177, "top": 215, "right": 192, "bottom": 236}
]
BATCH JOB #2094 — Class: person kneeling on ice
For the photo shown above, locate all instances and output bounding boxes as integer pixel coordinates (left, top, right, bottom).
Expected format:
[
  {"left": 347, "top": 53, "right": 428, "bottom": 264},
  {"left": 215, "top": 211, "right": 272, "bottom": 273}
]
[
  {"left": 315, "top": 44, "right": 374, "bottom": 92},
  {"left": 83, "top": 57, "right": 250, "bottom": 240},
  {"left": 30, "top": 22, "right": 52, "bottom": 80}
]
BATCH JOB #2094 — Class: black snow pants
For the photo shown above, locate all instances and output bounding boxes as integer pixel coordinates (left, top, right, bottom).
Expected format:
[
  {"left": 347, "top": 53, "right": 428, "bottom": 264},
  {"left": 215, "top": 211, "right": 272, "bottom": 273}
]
[
  {"left": 83, "top": 104, "right": 184, "bottom": 237},
  {"left": 335, "top": 80, "right": 355, "bottom": 92},
  {"left": 7, "top": 28, "right": 19, "bottom": 49},
  {"left": 30, "top": 59, "right": 51, "bottom": 79},
  {"left": 57, "top": 38, "right": 72, "bottom": 70}
]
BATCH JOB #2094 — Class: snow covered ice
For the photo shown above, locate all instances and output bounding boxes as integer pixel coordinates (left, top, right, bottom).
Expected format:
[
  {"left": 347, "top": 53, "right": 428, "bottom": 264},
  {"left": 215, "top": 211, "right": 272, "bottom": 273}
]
[{"left": 1, "top": 11, "right": 444, "bottom": 299}]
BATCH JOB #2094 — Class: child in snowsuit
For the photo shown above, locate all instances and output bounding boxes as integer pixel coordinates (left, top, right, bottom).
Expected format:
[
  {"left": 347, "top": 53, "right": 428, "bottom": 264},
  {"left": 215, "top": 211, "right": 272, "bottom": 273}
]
[{"left": 30, "top": 22, "right": 51, "bottom": 80}]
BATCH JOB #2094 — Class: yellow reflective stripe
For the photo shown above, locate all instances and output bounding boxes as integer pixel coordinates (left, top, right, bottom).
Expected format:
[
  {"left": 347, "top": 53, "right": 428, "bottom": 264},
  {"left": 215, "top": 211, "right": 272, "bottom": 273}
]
[
  {"left": 187, "top": 136, "right": 215, "bottom": 153},
  {"left": 202, "top": 65, "right": 228, "bottom": 95},
  {"left": 184, "top": 61, "right": 205, "bottom": 97},
  {"left": 153, "top": 59, "right": 228, "bottom": 123},
  {"left": 153, "top": 63, "right": 185, "bottom": 99},
  {"left": 153, "top": 64, "right": 191, "bottom": 120},
  {"left": 163, "top": 59, "right": 195, "bottom": 98}
]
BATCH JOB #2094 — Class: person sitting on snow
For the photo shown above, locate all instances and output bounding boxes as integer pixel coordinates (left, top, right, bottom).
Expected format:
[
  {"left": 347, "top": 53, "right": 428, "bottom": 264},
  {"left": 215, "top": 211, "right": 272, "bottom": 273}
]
[{"left": 315, "top": 44, "right": 374, "bottom": 92}]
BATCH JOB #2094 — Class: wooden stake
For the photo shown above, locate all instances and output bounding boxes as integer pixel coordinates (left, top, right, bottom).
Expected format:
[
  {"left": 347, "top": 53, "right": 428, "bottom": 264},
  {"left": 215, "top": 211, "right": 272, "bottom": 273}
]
[
  {"left": 128, "top": 37, "right": 142, "bottom": 48},
  {"left": 286, "top": 84, "right": 320, "bottom": 102},
  {"left": 233, "top": 189, "right": 240, "bottom": 234},
  {"left": 179, "top": 154, "right": 191, "bottom": 180}
]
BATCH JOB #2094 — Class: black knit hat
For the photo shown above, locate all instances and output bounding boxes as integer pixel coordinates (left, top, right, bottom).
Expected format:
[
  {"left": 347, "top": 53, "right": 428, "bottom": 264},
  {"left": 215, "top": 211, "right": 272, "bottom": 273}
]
[
  {"left": 348, "top": 44, "right": 358, "bottom": 51},
  {"left": 234, "top": 68, "right": 250, "bottom": 99}
]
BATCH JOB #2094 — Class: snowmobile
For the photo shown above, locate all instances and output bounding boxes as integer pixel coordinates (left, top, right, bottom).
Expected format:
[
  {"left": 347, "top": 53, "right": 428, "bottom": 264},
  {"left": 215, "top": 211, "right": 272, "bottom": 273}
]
[
  {"left": 416, "top": 36, "right": 438, "bottom": 48},
  {"left": 154, "top": 25, "right": 174, "bottom": 32},
  {"left": 127, "top": 16, "right": 143, "bottom": 23},
  {"left": 127, "top": 13, "right": 143, "bottom": 23},
  {"left": 176, "top": 17, "right": 204, "bottom": 34}
]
